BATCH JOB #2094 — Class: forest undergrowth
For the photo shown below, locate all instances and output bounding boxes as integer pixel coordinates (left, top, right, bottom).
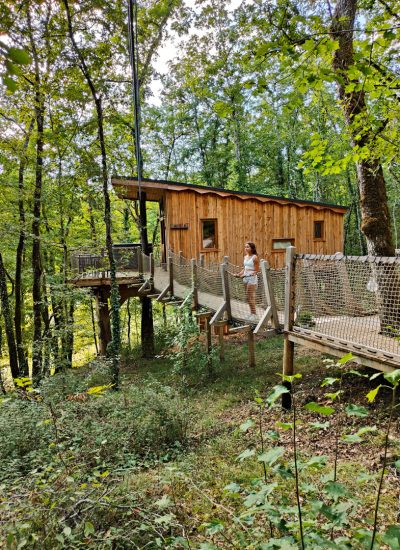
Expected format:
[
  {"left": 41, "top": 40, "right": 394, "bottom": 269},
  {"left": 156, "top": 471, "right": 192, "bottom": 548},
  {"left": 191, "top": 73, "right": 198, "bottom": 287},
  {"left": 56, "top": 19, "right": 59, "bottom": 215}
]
[{"left": 0, "top": 331, "right": 399, "bottom": 549}]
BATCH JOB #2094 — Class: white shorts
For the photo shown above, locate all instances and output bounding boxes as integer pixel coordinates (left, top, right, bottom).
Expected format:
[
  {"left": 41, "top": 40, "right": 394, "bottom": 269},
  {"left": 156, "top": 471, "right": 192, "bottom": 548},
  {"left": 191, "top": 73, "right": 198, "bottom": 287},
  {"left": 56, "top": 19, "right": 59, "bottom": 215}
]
[{"left": 243, "top": 275, "right": 258, "bottom": 286}]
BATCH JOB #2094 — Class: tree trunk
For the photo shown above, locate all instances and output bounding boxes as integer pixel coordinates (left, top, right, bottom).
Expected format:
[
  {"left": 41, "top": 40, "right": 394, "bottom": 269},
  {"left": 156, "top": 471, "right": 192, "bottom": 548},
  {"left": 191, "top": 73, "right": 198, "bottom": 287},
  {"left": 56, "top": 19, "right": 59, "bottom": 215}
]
[
  {"left": 330, "top": 0, "right": 399, "bottom": 334},
  {"left": 0, "top": 253, "right": 19, "bottom": 379},
  {"left": 330, "top": 0, "right": 394, "bottom": 256},
  {"left": 63, "top": 0, "right": 120, "bottom": 387},
  {"left": 29, "top": 21, "right": 45, "bottom": 384},
  {"left": 14, "top": 119, "right": 34, "bottom": 376}
]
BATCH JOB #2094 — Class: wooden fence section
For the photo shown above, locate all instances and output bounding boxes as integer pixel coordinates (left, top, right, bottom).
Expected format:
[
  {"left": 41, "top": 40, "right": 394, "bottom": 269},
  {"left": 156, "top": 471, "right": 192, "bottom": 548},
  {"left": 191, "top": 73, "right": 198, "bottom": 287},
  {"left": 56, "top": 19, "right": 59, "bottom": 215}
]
[{"left": 283, "top": 247, "right": 400, "bottom": 374}]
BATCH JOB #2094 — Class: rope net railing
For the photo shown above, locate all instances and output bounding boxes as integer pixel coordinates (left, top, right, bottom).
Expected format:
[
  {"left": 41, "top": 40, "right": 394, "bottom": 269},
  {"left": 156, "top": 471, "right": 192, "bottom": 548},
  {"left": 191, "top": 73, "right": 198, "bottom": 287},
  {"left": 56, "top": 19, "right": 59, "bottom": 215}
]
[
  {"left": 228, "top": 271, "right": 266, "bottom": 322},
  {"left": 172, "top": 259, "right": 192, "bottom": 299},
  {"left": 293, "top": 254, "right": 400, "bottom": 360},
  {"left": 196, "top": 265, "right": 225, "bottom": 312}
]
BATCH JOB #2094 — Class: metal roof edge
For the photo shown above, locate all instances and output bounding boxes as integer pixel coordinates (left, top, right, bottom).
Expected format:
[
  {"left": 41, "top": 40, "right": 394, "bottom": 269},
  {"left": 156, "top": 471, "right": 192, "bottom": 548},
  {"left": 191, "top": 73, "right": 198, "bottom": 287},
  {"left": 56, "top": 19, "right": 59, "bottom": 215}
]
[{"left": 111, "top": 176, "right": 348, "bottom": 211}]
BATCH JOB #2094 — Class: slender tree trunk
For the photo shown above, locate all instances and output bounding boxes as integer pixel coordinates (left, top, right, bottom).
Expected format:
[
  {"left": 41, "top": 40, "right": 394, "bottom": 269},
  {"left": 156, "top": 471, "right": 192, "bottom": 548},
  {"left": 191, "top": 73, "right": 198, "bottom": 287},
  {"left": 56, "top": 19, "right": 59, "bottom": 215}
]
[
  {"left": 15, "top": 119, "right": 34, "bottom": 376},
  {"left": 63, "top": 0, "right": 120, "bottom": 387},
  {"left": 29, "top": 11, "right": 45, "bottom": 384},
  {"left": 0, "top": 253, "right": 19, "bottom": 379}
]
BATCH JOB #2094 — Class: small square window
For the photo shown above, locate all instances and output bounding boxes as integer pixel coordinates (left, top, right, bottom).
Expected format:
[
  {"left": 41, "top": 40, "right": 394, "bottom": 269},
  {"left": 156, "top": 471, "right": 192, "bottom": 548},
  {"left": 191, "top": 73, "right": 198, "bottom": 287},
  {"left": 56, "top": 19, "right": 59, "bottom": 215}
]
[
  {"left": 314, "top": 221, "right": 324, "bottom": 239},
  {"left": 201, "top": 219, "right": 217, "bottom": 250},
  {"left": 272, "top": 239, "right": 294, "bottom": 251}
]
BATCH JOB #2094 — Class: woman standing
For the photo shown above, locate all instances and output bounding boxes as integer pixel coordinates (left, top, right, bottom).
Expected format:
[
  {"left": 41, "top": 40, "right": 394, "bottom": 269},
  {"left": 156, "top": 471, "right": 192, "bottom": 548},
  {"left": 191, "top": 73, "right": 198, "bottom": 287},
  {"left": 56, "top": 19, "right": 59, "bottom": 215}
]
[{"left": 236, "top": 242, "right": 260, "bottom": 321}]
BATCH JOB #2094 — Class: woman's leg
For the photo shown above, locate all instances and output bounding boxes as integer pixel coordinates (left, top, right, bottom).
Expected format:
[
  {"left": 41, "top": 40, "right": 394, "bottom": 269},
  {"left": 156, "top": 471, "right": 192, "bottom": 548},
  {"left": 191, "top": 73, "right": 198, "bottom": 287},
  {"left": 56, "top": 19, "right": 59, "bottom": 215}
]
[{"left": 246, "top": 284, "right": 257, "bottom": 314}]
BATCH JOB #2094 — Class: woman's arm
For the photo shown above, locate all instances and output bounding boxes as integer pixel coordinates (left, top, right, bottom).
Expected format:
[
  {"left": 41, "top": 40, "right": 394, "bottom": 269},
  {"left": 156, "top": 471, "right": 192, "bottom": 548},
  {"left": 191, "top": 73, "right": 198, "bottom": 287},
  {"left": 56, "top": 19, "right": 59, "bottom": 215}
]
[{"left": 253, "top": 256, "right": 260, "bottom": 274}]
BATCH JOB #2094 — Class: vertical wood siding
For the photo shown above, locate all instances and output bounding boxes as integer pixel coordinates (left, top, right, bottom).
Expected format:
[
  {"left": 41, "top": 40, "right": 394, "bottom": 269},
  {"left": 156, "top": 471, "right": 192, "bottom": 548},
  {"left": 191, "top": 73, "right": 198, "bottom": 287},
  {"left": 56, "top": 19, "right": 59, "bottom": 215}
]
[{"left": 164, "top": 191, "right": 345, "bottom": 267}]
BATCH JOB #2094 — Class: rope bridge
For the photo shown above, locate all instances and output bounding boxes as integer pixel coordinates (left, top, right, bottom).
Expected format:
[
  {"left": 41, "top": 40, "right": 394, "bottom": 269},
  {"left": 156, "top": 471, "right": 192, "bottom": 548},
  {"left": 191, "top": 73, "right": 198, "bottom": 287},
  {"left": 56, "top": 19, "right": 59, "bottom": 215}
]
[
  {"left": 284, "top": 248, "right": 400, "bottom": 372},
  {"left": 152, "top": 251, "right": 282, "bottom": 334}
]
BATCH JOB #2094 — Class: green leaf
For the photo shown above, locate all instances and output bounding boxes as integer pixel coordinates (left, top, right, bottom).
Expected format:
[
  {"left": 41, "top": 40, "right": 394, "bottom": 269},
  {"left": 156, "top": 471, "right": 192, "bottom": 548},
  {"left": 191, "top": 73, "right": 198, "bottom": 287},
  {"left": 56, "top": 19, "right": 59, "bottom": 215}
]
[
  {"left": 237, "top": 448, "right": 255, "bottom": 462},
  {"left": 155, "top": 495, "right": 172, "bottom": 509},
  {"left": 382, "top": 525, "right": 400, "bottom": 549},
  {"left": 84, "top": 522, "right": 95, "bottom": 537},
  {"left": 258, "top": 447, "right": 285, "bottom": 466},
  {"left": 345, "top": 404, "right": 369, "bottom": 417},
  {"left": 305, "top": 402, "right": 335, "bottom": 415},
  {"left": 267, "top": 385, "right": 290, "bottom": 406},
  {"left": 239, "top": 419, "right": 254, "bottom": 432},
  {"left": 338, "top": 353, "right": 353, "bottom": 365},
  {"left": 304, "top": 455, "right": 328, "bottom": 469},
  {"left": 223, "top": 482, "right": 241, "bottom": 494},
  {"left": 342, "top": 434, "right": 362, "bottom": 443},
  {"left": 324, "top": 481, "right": 347, "bottom": 501},
  {"left": 384, "top": 369, "right": 400, "bottom": 387},
  {"left": 310, "top": 421, "right": 330, "bottom": 429},
  {"left": 366, "top": 385, "right": 381, "bottom": 402},
  {"left": 325, "top": 391, "right": 342, "bottom": 401},
  {"left": 276, "top": 421, "right": 293, "bottom": 430},
  {"left": 8, "top": 47, "right": 31, "bottom": 65},
  {"left": 394, "top": 460, "right": 400, "bottom": 471},
  {"left": 202, "top": 519, "right": 224, "bottom": 535},
  {"left": 321, "top": 377, "right": 339, "bottom": 387}
]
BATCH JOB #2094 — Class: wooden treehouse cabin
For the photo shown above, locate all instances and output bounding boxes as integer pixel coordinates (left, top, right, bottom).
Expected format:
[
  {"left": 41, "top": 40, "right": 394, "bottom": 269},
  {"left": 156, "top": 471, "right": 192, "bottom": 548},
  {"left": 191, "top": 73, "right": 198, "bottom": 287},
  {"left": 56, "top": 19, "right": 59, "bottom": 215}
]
[
  {"left": 112, "top": 177, "right": 347, "bottom": 268},
  {"left": 71, "top": 177, "right": 347, "bottom": 355}
]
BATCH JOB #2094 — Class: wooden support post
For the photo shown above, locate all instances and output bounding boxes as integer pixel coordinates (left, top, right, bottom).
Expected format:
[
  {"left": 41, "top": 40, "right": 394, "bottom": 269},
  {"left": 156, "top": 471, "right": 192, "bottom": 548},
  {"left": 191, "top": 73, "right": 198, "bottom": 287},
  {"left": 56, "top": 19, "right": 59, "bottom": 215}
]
[
  {"left": 191, "top": 258, "right": 198, "bottom": 309},
  {"left": 199, "top": 254, "right": 205, "bottom": 267},
  {"left": 95, "top": 288, "right": 112, "bottom": 356},
  {"left": 248, "top": 329, "right": 255, "bottom": 367},
  {"left": 150, "top": 252, "right": 154, "bottom": 278},
  {"left": 179, "top": 250, "right": 183, "bottom": 265},
  {"left": 283, "top": 246, "right": 296, "bottom": 409},
  {"left": 168, "top": 253, "right": 174, "bottom": 296},
  {"left": 262, "top": 259, "right": 280, "bottom": 329},
  {"left": 137, "top": 247, "right": 143, "bottom": 276},
  {"left": 214, "top": 320, "right": 227, "bottom": 362},
  {"left": 221, "top": 256, "right": 231, "bottom": 321}
]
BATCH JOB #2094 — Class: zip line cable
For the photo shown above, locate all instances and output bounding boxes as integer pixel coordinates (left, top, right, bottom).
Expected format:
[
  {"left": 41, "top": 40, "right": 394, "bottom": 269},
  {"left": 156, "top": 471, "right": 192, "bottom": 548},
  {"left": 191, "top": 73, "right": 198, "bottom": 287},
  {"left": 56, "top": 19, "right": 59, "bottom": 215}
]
[{"left": 127, "top": 0, "right": 145, "bottom": 240}]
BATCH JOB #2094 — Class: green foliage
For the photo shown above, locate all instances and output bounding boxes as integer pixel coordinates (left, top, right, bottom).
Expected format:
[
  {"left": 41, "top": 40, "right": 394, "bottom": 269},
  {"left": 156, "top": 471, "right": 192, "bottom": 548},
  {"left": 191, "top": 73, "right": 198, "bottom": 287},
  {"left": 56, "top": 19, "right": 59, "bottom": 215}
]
[{"left": 0, "top": 370, "right": 191, "bottom": 483}]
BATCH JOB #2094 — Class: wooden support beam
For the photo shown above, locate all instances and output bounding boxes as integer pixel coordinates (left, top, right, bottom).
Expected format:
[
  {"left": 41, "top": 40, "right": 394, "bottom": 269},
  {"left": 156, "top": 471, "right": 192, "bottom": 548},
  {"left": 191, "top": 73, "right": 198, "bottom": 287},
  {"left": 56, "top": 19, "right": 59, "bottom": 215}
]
[
  {"left": 248, "top": 329, "right": 255, "bottom": 367},
  {"left": 150, "top": 253, "right": 155, "bottom": 278},
  {"left": 261, "top": 260, "right": 280, "bottom": 329},
  {"left": 214, "top": 320, "right": 227, "bottom": 362},
  {"left": 254, "top": 306, "right": 272, "bottom": 334},
  {"left": 191, "top": 258, "right": 199, "bottom": 309},
  {"left": 221, "top": 257, "right": 232, "bottom": 321},
  {"left": 228, "top": 324, "right": 251, "bottom": 334},
  {"left": 210, "top": 302, "right": 226, "bottom": 325},
  {"left": 194, "top": 311, "right": 213, "bottom": 319},
  {"left": 156, "top": 285, "right": 171, "bottom": 301},
  {"left": 199, "top": 254, "right": 205, "bottom": 267},
  {"left": 168, "top": 253, "right": 174, "bottom": 296},
  {"left": 137, "top": 248, "right": 143, "bottom": 276},
  {"left": 283, "top": 246, "right": 296, "bottom": 409},
  {"left": 179, "top": 293, "right": 192, "bottom": 310}
]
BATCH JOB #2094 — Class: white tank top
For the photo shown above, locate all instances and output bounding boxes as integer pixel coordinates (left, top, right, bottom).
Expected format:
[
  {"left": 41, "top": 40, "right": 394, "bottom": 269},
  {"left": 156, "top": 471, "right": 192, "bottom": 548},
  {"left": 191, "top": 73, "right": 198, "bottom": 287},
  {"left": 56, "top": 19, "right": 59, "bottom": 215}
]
[{"left": 244, "top": 255, "right": 255, "bottom": 275}]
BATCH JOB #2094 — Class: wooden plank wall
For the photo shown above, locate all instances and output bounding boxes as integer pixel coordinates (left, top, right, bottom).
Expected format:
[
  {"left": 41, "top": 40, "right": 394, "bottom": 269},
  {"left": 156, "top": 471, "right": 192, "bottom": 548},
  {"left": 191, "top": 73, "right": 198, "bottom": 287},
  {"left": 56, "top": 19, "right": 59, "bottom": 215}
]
[{"left": 165, "top": 191, "right": 345, "bottom": 267}]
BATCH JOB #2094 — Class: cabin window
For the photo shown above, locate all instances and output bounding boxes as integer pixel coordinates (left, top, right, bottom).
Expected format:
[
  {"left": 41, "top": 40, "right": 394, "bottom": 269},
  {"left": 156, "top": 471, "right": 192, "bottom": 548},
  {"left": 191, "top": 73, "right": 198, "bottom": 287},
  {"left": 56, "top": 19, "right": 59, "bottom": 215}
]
[
  {"left": 272, "top": 239, "right": 294, "bottom": 251},
  {"left": 314, "top": 221, "right": 324, "bottom": 240},
  {"left": 201, "top": 219, "right": 218, "bottom": 250}
]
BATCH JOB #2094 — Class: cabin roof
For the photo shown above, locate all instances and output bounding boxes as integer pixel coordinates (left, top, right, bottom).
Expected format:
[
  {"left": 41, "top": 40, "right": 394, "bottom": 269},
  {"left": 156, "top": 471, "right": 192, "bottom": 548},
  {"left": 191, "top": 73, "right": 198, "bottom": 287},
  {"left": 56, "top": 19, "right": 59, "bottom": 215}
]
[{"left": 112, "top": 176, "right": 348, "bottom": 213}]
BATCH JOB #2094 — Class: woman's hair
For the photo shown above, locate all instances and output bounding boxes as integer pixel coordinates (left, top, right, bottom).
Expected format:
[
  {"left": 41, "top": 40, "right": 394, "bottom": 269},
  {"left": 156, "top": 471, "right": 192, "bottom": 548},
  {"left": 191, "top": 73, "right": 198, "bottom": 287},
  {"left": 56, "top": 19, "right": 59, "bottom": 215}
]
[{"left": 246, "top": 242, "right": 258, "bottom": 255}]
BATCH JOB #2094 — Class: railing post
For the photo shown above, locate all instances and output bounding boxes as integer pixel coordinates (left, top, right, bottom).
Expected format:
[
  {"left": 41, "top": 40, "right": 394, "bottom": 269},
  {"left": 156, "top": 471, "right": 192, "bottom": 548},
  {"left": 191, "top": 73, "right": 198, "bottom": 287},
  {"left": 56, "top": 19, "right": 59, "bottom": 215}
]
[
  {"left": 221, "top": 256, "right": 231, "bottom": 321},
  {"left": 168, "top": 252, "right": 174, "bottom": 296},
  {"left": 261, "top": 259, "right": 280, "bottom": 329},
  {"left": 150, "top": 252, "right": 154, "bottom": 278},
  {"left": 179, "top": 250, "right": 183, "bottom": 265},
  {"left": 199, "top": 254, "right": 205, "bottom": 268},
  {"left": 283, "top": 246, "right": 296, "bottom": 409},
  {"left": 138, "top": 248, "right": 143, "bottom": 276},
  {"left": 191, "top": 258, "right": 198, "bottom": 308}
]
